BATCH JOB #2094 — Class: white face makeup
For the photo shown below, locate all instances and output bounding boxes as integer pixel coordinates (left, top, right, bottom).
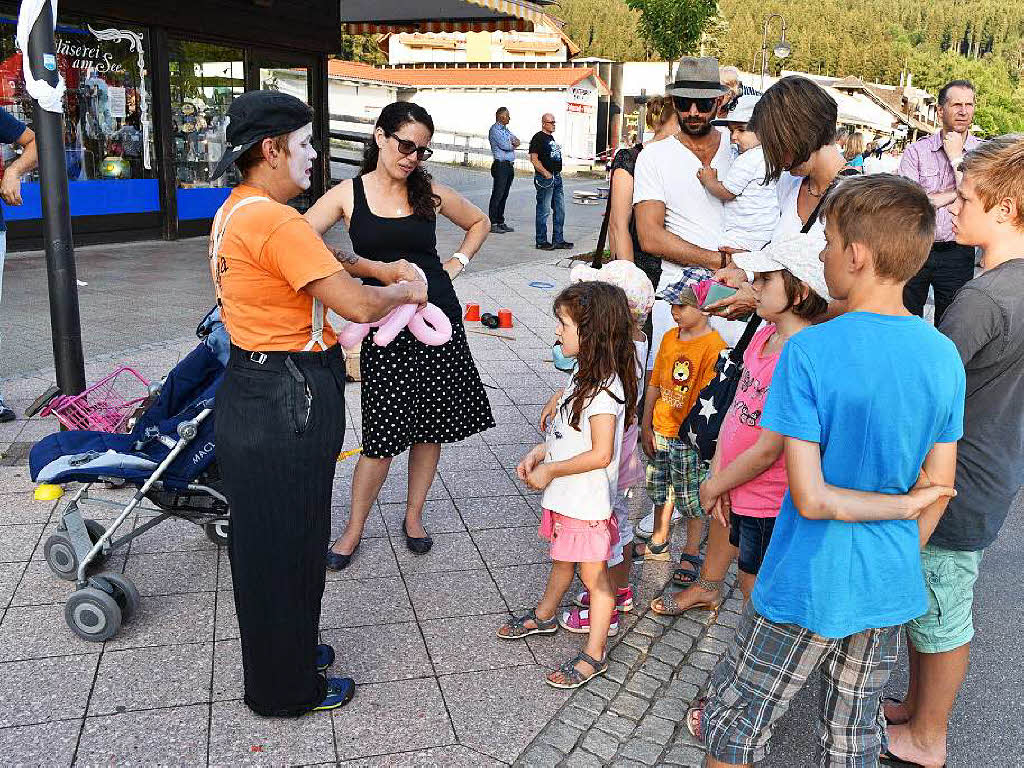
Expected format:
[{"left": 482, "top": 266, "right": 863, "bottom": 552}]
[{"left": 286, "top": 124, "right": 316, "bottom": 190}]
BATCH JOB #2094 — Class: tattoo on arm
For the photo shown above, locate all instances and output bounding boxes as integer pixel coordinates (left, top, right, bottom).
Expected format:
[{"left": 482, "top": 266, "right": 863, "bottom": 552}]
[{"left": 331, "top": 247, "right": 359, "bottom": 266}]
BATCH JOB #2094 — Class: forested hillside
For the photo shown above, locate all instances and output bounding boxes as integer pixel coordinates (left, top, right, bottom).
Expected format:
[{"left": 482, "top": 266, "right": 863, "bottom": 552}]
[{"left": 557, "top": 0, "right": 1024, "bottom": 133}]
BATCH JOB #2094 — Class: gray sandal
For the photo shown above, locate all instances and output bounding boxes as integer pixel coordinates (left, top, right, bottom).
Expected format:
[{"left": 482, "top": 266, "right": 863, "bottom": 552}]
[
  {"left": 546, "top": 650, "right": 608, "bottom": 689},
  {"left": 497, "top": 609, "right": 557, "bottom": 640}
]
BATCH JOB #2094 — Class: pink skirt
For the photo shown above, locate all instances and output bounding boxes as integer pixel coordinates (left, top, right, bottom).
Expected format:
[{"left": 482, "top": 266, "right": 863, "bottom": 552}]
[{"left": 539, "top": 508, "right": 620, "bottom": 563}]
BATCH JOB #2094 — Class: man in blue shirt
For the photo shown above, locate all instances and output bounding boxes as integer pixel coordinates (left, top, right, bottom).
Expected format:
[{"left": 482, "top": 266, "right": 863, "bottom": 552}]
[
  {"left": 487, "top": 107, "right": 519, "bottom": 234},
  {"left": 691, "top": 175, "right": 965, "bottom": 768},
  {"left": 0, "top": 108, "right": 38, "bottom": 422}
]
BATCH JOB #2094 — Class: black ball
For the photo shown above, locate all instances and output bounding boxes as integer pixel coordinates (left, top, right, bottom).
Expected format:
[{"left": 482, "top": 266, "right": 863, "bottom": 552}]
[{"left": 480, "top": 313, "right": 500, "bottom": 328}]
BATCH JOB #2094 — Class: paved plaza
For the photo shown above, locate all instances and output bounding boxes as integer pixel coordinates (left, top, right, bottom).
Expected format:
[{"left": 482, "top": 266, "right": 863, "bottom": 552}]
[{"left": 0, "top": 166, "right": 1020, "bottom": 766}]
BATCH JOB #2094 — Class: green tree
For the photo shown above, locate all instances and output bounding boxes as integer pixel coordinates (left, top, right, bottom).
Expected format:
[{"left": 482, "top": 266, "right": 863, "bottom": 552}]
[
  {"left": 558, "top": 0, "right": 650, "bottom": 60},
  {"left": 339, "top": 33, "right": 386, "bottom": 65},
  {"left": 625, "top": 0, "right": 720, "bottom": 74}
]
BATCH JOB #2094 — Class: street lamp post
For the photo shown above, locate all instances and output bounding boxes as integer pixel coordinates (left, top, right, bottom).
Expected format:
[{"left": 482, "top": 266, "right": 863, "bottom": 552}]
[
  {"left": 19, "top": 0, "right": 86, "bottom": 399},
  {"left": 760, "top": 14, "right": 791, "bottom": 90}
]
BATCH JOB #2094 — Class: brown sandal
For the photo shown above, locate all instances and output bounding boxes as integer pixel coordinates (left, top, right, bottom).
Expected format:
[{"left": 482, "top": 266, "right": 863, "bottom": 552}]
[{"left": 651, "top": 589, "right": 716, "bottom": 618}]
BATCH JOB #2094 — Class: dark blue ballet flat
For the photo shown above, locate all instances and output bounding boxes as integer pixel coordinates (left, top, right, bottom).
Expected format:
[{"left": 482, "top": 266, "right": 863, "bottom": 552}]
[
  {"left": 402, "top": 520, "right": 433, "bottom": 555},
  {"left": 326, "top": 541, "right": 359, "bottom": 571}
]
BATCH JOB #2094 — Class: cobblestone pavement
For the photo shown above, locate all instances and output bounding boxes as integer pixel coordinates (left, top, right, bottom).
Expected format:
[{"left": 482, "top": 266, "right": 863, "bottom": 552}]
[
  {"left": 0, "top": 253, "right": 1020, "bottom": 766},
  {"left": 517, "top": 575, "right": 743, "bottom": 768}
]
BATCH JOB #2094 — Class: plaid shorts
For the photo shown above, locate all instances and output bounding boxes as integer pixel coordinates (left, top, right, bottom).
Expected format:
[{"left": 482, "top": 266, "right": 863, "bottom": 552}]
[
  {"left": 645, "top": 432, "right": 707, "bottom": 519},
  {"left": 702, "top": 603, "right": 901, "bottom": 767}
]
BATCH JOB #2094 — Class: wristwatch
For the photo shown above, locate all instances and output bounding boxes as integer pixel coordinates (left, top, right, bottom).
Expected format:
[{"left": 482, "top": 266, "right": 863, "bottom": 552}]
[{"left": 451, "top": 252, "right": 470, "bottom": 268}]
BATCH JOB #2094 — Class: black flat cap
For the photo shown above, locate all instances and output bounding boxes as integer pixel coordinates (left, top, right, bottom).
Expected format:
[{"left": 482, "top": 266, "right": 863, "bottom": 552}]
[{"left": 210, "top": 90, "right": 313, "bottom": 180}]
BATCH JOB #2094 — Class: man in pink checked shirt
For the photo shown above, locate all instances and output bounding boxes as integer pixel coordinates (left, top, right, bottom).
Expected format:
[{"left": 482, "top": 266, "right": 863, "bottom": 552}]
[{"left": 899, "top": 80, "right": 981, "bottom": 324}]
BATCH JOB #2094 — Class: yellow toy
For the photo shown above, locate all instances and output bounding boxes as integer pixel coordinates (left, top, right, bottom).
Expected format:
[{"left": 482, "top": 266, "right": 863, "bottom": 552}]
[{"left": 34, "top": 484, "right": 64, "bottom": 501}]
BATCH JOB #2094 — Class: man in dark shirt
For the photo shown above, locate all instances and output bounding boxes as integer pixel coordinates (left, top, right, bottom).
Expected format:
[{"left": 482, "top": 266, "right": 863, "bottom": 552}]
[
  {"left": 529, "top": 113, "right": 572, "bottom": 251},
  {"left": 884, "top": 135, "right": 1024, "bottom": 768},
  {"left": 0, "top": 108, "right": 38, "bottom": 422}
]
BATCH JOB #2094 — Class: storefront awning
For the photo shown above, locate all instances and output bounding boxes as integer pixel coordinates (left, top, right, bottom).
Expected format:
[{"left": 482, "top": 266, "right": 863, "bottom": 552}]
[{"left": 340, "top": 0, "right": 562, "bottom": 34}]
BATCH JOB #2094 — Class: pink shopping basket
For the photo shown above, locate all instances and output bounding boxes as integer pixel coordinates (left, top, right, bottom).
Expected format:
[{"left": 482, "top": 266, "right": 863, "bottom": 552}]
[{"left": 39, "top": 367, "right": 151, "bottom": 433}]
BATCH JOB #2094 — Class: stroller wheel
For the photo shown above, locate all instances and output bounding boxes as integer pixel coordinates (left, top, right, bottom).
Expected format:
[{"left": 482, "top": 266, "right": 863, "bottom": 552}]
[
  {"left": 92, "top": 572, "right": 140, "bottom": 623},
  {"left": 65, "top": 586, "right": 122, "bottom": 641},
  {"left": 45, "top": 521, "right": 109, "bottom": 581},
  {"left": 44, "top": 532, "right": 78, "bottom": 580},
  {"left": 204, "top": 520, "right": 230, "bottom": 547}
]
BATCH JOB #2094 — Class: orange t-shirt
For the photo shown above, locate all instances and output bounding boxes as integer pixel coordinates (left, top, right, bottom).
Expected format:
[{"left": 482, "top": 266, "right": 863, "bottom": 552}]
[
  {"left": 211, "top": 186, "right": 342, "bottom": 352},
  {"left": 651, "top": 328, "right": 726, "bottom": 436}
]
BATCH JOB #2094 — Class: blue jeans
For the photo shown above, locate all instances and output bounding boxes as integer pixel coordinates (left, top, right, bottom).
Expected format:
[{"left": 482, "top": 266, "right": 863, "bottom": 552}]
[{"left": 534, "top": 173, "right": 564, "bottom": 245}]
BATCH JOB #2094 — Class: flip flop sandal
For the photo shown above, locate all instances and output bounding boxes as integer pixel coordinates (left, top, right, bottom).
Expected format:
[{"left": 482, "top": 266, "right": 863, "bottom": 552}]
[
  {"left": 686, "top": 696, "right": 708, "bottom": 743},
  {"left": 672, "top": 553, "right": 705, "bottom": 586},
  {"left": 634, "top": 538, "right": 672, "bottom": 562},
  {"left": 497, "top": 608, "right": 557, "bottom": 640},
  {"left": 879, "top": 748, "right": 946, "bottom": 767},
  {"left": 545, "top": 650, "right": 608, "bottom": 690},
  {"left": 650, "top": 589, "right": 719, "bottom": 617}
]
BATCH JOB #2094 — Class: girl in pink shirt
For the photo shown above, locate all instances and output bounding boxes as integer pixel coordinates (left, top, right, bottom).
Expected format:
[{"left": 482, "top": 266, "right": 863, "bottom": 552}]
[{"left": 651, "top": 233, "right": 829, "bottom": 615}]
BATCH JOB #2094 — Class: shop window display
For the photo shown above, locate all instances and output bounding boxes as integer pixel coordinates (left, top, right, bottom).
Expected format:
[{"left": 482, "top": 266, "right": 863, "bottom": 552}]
[
  {"left": 0, "top": 15, "right": 158, "bottom": 219},
  {"left": 168, "top": 42, "right": 243, "bottom": 219}
]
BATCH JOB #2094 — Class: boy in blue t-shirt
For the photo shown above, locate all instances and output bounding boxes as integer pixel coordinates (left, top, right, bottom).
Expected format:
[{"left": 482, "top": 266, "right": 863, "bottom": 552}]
[{"left": 690, "top": 175, "right": 966, "bottom": 768}]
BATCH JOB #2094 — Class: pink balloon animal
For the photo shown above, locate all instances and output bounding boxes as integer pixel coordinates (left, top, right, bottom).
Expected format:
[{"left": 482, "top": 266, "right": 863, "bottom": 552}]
[{"left": 338, "top": 300, "right": 452, "bottom": 347}]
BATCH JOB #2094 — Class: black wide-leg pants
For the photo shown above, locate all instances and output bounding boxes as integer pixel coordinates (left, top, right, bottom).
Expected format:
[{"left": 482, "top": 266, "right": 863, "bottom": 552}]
[{"left": 216, "top": 343, "right": 346, "bottom": 717}]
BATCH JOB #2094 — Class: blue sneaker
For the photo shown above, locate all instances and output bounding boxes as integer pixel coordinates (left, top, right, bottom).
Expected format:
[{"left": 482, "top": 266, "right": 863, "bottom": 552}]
[
  {"left": 316, "top": 643, "right": 335, "bottom": 672},
  {"left": 311, "top": 676, "right": 355, "bottom": 712}
]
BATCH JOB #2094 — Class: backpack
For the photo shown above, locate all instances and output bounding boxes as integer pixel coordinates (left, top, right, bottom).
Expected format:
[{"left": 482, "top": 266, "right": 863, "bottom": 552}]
[{"left": 677, "top": 315, "right": 762, "bottom": 461}]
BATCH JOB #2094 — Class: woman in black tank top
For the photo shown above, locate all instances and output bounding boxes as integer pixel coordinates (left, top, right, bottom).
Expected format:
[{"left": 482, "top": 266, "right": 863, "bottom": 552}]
[{"left": 305, "top": 102, "right": 494, "bottom": 569}]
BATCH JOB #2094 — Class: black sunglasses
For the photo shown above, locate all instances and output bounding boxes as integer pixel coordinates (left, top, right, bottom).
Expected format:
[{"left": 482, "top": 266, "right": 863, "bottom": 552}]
[
  {"left": 673, "top": 95, "right": 717, "bottom": 114},
  {"left": 385, "top": 132, "right": 433, "bottom": 161}
]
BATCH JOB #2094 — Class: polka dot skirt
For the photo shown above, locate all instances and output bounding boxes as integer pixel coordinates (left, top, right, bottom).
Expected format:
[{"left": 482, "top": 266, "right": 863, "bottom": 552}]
[{"left": 360, "top": 321, "right": 495, "bottom": 459}]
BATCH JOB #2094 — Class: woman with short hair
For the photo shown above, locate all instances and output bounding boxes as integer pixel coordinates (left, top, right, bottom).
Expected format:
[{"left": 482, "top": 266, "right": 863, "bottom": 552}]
[{"left": 708, "top": 76, "right": 847, "bottom": 319}]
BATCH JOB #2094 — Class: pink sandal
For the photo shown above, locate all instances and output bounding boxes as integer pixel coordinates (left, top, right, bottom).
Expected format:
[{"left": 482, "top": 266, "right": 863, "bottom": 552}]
[{"left": 559, "top": 606, "right": 619, "bottom": 636}]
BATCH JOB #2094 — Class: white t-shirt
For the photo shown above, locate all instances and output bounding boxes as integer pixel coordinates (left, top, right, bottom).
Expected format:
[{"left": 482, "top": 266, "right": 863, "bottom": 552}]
[
  {"left": 632, "top": 130, "right": 734, "bottom": 287},
  {"left": 720, "top": 145, "right": 780, "bottom": 252},
  {"left": 541, "top": 375, "right": 625, "bottom": 520},
  {"left": 772, "top": 172, "right": 826, "bottom": 248}
]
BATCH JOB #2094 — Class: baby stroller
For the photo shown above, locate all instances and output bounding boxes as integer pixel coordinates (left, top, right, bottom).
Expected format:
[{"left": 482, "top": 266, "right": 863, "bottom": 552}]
[{"left": 29, "top": 311, "right": 230, "bottom": 642}]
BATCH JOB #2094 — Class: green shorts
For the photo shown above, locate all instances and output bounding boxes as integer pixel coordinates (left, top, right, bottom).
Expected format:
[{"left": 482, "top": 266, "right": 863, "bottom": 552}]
[{"left": 905, "top": 544, "right": 983, "bottom": 654}]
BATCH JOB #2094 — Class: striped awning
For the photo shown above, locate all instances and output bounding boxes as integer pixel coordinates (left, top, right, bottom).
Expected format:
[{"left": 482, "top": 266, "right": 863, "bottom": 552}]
[
  {"left": 344, "top": 18, "right": 529, "bottom": 34},
  {"left": 341, "top": 0, "right": 561, "bottom": 34},
  {"left": 462, "top": 0, "right": 547, "bottom": 25}
]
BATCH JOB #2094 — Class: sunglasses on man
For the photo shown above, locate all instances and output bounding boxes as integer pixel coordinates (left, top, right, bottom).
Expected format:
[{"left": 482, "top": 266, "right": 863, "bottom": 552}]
[
  {"left": 385, "top": 131, "right": 433, "bottom": 161},
  {"left": 672, "top": 95, "right": 718, "bottom": 114}
]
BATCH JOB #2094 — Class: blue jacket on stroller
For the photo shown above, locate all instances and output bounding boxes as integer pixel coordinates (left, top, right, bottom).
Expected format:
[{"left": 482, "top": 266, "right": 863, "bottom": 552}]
[
  {"left": 30, "top": 311, "right": 232, "bottom": 643},
  {"left": 30, "top": 341, "right": 222, "bottom": 486}
]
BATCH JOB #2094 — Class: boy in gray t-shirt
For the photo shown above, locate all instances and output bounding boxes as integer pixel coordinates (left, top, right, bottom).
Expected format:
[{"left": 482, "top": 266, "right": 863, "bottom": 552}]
[{"left": 885, "top": 135, "right": 1024, "bottom": 768}]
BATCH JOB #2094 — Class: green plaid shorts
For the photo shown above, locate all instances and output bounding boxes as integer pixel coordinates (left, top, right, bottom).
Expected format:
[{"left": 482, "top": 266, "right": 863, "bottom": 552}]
[
  {"left": 702, "top": 603, "right": 902, "bottom": 766},
  {"left": 645, "top": 431, "right": 707, "bottom": 519}
]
